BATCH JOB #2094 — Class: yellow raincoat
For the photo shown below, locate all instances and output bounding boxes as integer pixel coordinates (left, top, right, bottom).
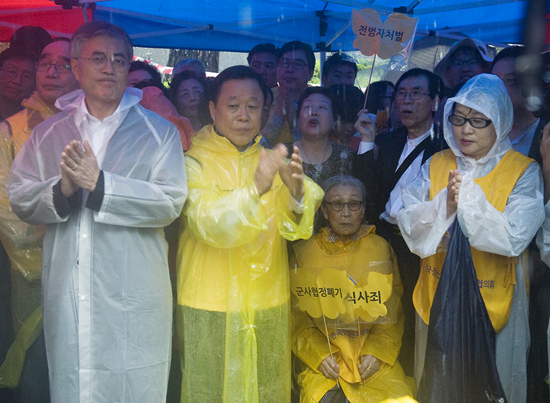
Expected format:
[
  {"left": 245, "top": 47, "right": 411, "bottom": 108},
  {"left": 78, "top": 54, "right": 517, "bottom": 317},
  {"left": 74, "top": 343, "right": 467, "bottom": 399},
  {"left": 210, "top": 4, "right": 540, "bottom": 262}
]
[
  {"left": 177, "top": 125, "right": 323, "bottom": 403},
  {"left": 0, "top": 92, "right": 54, "bottom": 387},
  {"left": 292, "top": 226, "right": 416, "bottom": 403}
]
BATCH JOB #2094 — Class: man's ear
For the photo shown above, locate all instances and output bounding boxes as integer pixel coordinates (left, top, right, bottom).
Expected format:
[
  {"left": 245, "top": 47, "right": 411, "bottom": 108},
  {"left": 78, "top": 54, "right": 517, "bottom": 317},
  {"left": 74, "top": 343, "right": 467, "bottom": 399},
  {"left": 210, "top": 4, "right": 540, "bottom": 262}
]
[
  {"left": 209, "top": 100, "right": 216, "bottom": 122},
  {"left": 71, "top": 58, "right": 79, "bottom": 81}
]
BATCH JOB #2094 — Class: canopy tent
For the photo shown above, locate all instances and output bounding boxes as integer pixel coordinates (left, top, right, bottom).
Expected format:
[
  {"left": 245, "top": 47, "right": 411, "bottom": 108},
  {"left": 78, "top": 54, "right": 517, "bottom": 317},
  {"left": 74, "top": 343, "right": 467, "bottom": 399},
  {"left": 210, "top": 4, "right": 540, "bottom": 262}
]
[
  {"left": 93, "top": 0, "right": 540, "bottom": 52},
  {"left": 0, "top": 0, "right": 91, "bottom": 42},
  {"left": 0, "top": 1, "right": 548, "bottom": 52}
]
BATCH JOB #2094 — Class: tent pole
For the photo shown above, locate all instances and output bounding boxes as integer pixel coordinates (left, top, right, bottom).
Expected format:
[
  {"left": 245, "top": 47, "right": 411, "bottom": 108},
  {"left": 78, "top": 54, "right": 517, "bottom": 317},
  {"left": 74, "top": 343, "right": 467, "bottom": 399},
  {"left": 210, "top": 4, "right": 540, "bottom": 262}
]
[
  {"left": 320, "top": 51, "right": 326, "bottom": 85},
  {"left": 81, "top": 5, "right": 89, "bottom": 22}
]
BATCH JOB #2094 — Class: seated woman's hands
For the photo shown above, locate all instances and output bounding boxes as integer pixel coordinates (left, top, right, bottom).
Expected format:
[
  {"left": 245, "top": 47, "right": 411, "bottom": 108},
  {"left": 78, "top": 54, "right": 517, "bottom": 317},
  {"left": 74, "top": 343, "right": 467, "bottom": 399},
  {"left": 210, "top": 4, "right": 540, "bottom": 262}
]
[
  {"left": 318, "top": 356, "right": 340, "bottom": 379},
  {"left": 358, "top": 354, "right": 383, "bottom": 381}
]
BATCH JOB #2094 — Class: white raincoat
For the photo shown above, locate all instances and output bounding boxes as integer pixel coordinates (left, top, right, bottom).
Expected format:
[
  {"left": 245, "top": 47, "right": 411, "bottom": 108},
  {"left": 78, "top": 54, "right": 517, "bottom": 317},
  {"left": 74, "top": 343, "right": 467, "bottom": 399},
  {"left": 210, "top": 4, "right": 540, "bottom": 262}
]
[
  {"left": 397, "top": 74, "right": 544, "bottom": 402},
  {"left": 6, "top": 88, "right": 188, "bottom": 403}
]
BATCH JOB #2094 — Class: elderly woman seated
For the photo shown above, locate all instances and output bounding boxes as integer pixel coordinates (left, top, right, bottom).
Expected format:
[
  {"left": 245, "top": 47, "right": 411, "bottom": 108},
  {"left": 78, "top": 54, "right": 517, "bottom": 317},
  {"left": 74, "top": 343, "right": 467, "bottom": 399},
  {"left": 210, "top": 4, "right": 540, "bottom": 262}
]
[
  {"left": 397, "top": 73, "right": 545, "bottom": 402},
  {"left": 291, "top": 175, "right": 416, "bottom": 403}
]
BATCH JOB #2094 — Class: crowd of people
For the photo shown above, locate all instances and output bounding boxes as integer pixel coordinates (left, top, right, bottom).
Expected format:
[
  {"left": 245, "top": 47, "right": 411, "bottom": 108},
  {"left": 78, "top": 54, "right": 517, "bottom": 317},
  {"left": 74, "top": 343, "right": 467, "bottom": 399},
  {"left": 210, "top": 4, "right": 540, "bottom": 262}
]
[{"left": 0, "top": 19, "right": 549, "bottom": 403}]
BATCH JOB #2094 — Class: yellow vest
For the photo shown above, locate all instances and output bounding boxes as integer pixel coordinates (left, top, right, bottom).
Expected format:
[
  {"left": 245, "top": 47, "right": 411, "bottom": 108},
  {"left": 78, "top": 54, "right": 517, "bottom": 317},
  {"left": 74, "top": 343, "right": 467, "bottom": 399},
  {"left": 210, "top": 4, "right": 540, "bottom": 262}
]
[{"left": 413, "top": 149, "right": 532, "bottom": 332}]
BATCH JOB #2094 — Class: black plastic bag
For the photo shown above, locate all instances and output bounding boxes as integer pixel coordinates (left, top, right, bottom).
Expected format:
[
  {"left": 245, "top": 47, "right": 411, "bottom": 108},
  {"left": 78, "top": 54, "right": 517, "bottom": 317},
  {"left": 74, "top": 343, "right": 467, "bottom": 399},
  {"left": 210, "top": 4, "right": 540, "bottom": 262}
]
[{"left": 417, "top": 219, "right": 507, "bottom": 403}]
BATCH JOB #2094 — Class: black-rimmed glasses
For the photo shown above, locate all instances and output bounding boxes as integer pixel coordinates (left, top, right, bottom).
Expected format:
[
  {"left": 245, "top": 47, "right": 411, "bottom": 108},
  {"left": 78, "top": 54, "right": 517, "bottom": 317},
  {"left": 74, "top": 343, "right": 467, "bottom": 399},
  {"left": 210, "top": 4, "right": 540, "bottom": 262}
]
[{"left": 448, "top": 115, "right": 492, "bottom": 129}]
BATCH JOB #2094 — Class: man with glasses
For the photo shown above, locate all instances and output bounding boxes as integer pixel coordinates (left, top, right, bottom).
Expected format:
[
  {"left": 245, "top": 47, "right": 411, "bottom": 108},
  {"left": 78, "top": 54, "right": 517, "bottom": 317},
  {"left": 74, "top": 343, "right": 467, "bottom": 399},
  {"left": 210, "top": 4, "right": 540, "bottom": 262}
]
[
  {"left": 434, "top": 38, "right": 492, "bottom": 92},
  {"left": 263, "top": 40, "right": 315, "bottom": 147},
  {"left": 7, "top": 21, "right": 187, "bottom": 403},
  {"left": 353, "top": 68, "right": 446, "bottom": 377},
  {"left": 0, "top": 38, "right": 78, "bottom": 403},
  {"left": 0, "top": 48, "right": 37, "bottom": 121}
]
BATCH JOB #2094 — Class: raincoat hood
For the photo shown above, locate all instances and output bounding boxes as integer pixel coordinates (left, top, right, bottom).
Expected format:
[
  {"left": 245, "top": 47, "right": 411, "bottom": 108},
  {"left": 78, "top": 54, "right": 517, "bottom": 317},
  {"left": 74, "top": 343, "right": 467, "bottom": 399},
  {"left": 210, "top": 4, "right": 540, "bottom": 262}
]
[
  {"left": 443, "top": 73, "right": 513, "bottom": 169},
  {"left": 22, "top": 91, "right": 59, "bottom": 115}
]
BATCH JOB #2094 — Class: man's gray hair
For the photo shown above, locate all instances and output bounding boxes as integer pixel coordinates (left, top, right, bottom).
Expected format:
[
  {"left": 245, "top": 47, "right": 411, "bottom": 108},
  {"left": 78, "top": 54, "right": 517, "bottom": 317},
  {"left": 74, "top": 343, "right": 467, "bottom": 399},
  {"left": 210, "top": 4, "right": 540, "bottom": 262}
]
[
  {"left": 323, "top": 175, "right": 366, "bottom": 202},
  {"left": 70, "top": 21, "right": 133, "bottom": 60}
]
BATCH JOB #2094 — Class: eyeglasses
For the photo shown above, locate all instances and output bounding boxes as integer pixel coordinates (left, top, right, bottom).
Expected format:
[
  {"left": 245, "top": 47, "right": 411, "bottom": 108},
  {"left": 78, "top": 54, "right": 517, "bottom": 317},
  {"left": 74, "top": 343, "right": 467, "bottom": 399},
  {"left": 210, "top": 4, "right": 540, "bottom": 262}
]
[
  {"left": 451, "top": 58, "right": 482, "bottom": 70},
  {"left": 277, "top": 59, "right": 307, "bottom": 71},
  {"left": 324, "top": 201, "right": 363, "bottom": 211},
  {"left": 448, "top": 115, "right": 492, "bottom": 128},
  {"left": 394, "top": 90, "right": 430, "bottom": 101},
  {"left": 74, "top": 54, "right": 128, "bottom": 72},
  {"left": 0, "top": 67, "right": 34, "bottom": 84},
  {"left": 36, "top": 61, "right": 72, "bottom": 74}
]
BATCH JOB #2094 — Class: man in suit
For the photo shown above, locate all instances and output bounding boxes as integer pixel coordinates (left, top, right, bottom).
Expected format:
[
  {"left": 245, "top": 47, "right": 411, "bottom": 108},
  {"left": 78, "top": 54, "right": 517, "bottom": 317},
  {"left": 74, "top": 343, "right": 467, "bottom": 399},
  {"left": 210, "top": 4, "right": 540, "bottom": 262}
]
[{"left": 353, "top": 68, "right": 446, "bottom": 377}]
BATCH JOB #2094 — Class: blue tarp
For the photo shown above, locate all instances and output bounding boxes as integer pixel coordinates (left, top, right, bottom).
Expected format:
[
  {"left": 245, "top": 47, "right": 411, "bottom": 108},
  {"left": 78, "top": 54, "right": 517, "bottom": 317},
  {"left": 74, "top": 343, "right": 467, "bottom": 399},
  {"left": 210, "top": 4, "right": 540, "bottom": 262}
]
[{"left": 93, "top": 0, "right": 535, "bottom": 52}]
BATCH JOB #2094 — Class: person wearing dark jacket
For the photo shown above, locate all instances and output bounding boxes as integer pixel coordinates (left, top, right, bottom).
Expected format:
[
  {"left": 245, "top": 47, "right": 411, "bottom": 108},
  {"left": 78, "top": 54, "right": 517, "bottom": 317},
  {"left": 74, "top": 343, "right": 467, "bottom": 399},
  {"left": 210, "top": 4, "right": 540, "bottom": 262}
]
[{"left": 353, "top": 68, "right": 446, "bottom": 377}]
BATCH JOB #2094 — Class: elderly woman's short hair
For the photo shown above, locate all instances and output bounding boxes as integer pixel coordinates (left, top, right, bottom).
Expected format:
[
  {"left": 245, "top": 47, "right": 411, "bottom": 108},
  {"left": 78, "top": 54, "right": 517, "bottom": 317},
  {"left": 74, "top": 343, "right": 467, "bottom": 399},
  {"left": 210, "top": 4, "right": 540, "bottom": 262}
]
[{"left": 323, "top": 175, "right": 366, "bottom": 202}]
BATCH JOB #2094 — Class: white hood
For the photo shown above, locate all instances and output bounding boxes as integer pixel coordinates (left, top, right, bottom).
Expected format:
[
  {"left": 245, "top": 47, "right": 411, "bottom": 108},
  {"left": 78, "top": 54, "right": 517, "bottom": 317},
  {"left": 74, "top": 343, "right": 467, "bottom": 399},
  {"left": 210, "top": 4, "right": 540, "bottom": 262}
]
[{"left": 443, "top": 73, "right": 513, "bottom": 176}]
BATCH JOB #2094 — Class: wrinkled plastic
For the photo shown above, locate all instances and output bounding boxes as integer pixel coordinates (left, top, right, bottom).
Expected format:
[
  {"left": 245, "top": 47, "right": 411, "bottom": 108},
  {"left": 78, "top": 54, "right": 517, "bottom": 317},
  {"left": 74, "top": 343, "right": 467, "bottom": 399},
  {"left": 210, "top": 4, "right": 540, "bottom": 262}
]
[
  {"left": 380, "top": 398, "right": 418, "bottom": 403},
  {"left": 0, "top": 93, "right": 52, "bottom": 389},
  {"left": 291, "top": 226, "right": 415, "bottom": 403},
  {"left": 0, "top": 306, "right": 41, "bottom": 388},
  {"left": 0, "top": 93, "right": 50, "bottom": 282},
  {"left": 177, "top": 125, "right": 324, "bottom": 403},
  {"left": 7, "top": 88, "right": 187, "bottom": 403},
  {"left": 398, "top": 74, "right": 544, "bottom": 259},
  {"left": 417, "top": 219, "right": 506, "bottom": 403}
]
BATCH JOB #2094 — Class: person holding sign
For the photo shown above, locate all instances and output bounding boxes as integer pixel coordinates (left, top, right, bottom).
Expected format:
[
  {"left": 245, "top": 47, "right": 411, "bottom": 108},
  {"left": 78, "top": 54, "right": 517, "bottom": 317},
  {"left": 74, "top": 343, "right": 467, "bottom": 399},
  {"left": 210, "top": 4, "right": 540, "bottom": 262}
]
[
  {"left": 397, "top": 74, "right": 544, "bottom": 403},
  {"left": 291, "top": 175, "right": 415, "bottom": 403}
]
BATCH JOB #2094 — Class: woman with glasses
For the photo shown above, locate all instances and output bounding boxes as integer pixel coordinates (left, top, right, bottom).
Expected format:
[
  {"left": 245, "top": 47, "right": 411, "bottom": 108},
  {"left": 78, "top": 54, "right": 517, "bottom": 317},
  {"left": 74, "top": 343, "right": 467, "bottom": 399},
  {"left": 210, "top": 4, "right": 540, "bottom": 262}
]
[
  {"left": 170, "top": 70, "right": 211, "bottom": 133},
  {"left": 291, "top": 175, "right": 416, "bottom": 403},
  {"left": 397, "top": 73, "right": 544, "bottom": 403}
]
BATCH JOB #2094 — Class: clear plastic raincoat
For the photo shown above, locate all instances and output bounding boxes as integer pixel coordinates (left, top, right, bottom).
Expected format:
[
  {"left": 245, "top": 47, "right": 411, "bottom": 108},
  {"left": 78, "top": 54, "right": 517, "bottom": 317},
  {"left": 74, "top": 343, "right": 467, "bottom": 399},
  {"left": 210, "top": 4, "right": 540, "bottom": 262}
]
[
  {"left": 177, "top": 125, "right": 323, "bottom": 403},
  {"left": 397, "top": 74, "right": 544, "bottom": 402},
  {"left": 6, "top": 88, "right": 188, "bottom": 403}
]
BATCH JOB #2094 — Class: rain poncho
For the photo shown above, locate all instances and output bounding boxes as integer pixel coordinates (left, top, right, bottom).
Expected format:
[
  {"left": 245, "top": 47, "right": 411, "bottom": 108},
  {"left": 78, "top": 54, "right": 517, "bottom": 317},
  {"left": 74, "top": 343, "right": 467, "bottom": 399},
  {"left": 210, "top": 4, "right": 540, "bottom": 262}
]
[
  {"left": 177, "top": 125, "right": 323, "bottom": 403},
  {"left": 6, "top": 88, "right": 188, "bottom": 403},
  {"left": 397, "top": 74, "right": 544, "bottom": 402},
  {"left": 0, "top": 92, "right": 53, "bottom": 388},
  {"left": 291, "top": 225, "right": 416, "bottom": 403}
]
